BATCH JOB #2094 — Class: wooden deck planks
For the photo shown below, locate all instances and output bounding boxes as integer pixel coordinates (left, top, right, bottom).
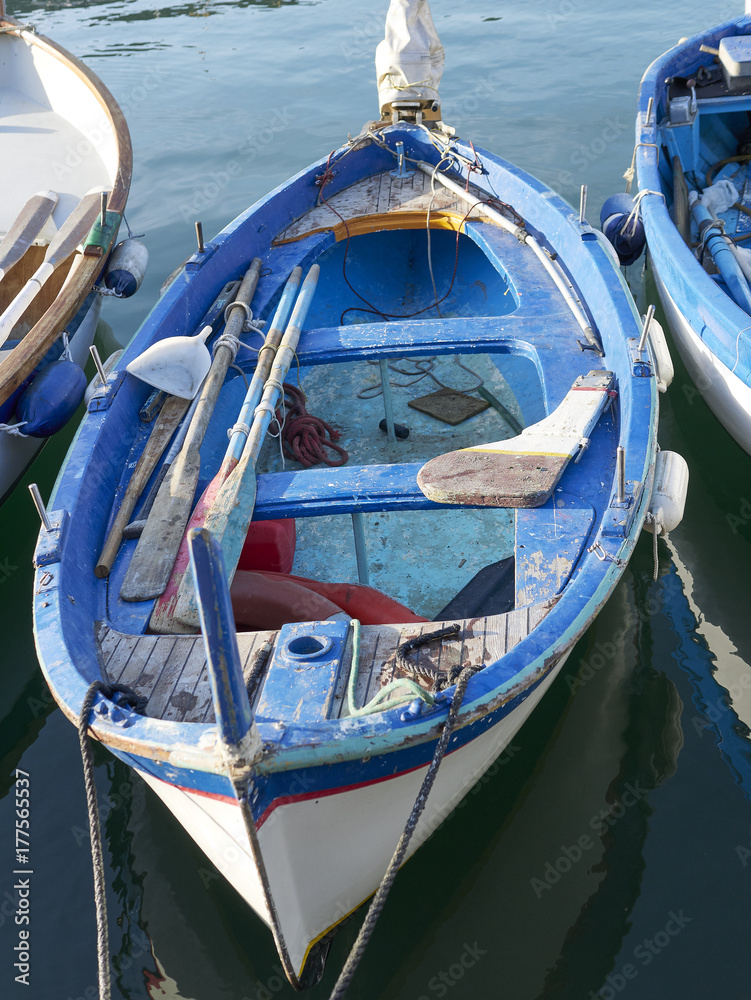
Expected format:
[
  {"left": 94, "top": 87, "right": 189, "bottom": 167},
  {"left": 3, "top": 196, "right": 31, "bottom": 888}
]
[
  {"left": 275, "top": 169, "right": 479, "bottom": 243},
  {"left": 96, "top": 600, "right": 555, "bottom": 725}
]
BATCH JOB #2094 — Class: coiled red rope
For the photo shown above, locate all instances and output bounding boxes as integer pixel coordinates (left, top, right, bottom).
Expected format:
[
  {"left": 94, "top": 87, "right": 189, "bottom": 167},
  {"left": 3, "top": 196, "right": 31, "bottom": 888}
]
[{"left": 277, "top": 383, "right": 348, "bottom": 467}]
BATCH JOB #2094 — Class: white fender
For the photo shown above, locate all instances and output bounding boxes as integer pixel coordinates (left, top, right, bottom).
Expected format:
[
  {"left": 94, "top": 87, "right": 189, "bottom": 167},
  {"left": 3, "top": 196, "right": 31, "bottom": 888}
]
[
  {"left": 643, "top": 450, "right": 689, "bottom": 535},
  {"left": 646, "top": 315, "right": 674, "bottom": 392}
]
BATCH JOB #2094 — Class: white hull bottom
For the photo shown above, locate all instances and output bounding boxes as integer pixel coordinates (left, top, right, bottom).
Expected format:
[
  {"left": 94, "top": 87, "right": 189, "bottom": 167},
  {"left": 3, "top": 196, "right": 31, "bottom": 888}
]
[
  {"left": 0, "top": 296, "right": 101, "bottom": 502},
  {"left": 137, "top": 650, "right": 570, "bottom": 980},
  {"left": 651, "top": 266, "right": 751, "bottom": 456}
]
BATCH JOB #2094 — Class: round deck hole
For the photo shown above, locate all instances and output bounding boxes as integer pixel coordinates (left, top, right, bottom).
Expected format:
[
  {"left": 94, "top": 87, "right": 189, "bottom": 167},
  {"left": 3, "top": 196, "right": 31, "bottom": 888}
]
[{"left": 286, "top": 635, "right": 332, "bottom": 659}]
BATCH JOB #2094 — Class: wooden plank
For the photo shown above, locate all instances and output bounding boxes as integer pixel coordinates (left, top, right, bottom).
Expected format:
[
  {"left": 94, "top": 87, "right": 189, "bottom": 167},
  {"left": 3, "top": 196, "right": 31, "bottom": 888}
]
[
  {"left": 123, "top": 636, "right": 178, "bottom": 703},
  {"left": 160, "top": 639, "right": 208, "bottom": 722},
  {"left": 144, "top": 639, "right": 194, "bottom": 718}
]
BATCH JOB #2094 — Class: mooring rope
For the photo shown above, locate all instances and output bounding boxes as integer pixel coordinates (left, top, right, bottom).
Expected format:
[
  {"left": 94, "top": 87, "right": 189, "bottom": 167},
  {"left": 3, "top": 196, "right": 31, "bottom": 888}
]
[
  {"left": 328, "top": 664, "right": 476, "bottom": 1000},
  {"left": 78, "top": 681, "right": 147, "bottom": 1000}
]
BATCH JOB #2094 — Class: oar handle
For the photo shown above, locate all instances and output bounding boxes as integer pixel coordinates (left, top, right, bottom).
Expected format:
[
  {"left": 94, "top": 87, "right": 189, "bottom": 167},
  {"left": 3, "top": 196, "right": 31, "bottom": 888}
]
[
  {"left": 0, "top": 262, "right": 54, "bottom": 343},
  {"left": 245, "top": 263, "right": 320, "bottom": 465},
  {"left": 225, "top": 266, "right": 303, "bottom": 463},
  {"left": 180, "top": 258, "right": 263, "bottom": 461},
  {"left": 172, "top": 265, "right": 320, "bottom": 629}
]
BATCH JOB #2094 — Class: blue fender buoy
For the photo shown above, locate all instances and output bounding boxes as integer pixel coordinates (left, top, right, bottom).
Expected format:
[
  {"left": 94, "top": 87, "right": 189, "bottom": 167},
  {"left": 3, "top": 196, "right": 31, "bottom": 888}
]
[
  {"left": 14, "top": 359, "right": 87, "bottom": 437},
  {"left": 600, "top": 193, "right": 646, "bottom": 266}
]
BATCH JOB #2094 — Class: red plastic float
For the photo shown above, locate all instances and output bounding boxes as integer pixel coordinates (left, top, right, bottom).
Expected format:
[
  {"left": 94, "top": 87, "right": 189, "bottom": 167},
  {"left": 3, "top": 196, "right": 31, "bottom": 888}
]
[{"left": 230, "top": 570, "right": 429, "bottom": 630}]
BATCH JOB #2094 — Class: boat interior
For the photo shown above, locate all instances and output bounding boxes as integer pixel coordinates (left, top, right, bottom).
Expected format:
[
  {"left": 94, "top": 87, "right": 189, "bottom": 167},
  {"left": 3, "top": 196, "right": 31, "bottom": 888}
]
[{"left": 95, "top": 171, "right": 620, "bottom": 729}]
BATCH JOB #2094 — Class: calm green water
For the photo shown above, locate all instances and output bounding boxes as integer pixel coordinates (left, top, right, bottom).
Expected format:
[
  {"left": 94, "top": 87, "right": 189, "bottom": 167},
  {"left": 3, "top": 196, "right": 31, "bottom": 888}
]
[{"left": 2, "top": 1, "right": 751, "bottom": 998}]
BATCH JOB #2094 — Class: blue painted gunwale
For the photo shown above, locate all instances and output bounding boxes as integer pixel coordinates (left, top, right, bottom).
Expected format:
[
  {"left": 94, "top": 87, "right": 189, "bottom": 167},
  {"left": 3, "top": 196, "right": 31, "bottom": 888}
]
[
  {"left": 635, "top": 16, "right": 751, "bottom": 390},
  {"left": 32, "top": 123, "right": 658, "bottom": 806}
]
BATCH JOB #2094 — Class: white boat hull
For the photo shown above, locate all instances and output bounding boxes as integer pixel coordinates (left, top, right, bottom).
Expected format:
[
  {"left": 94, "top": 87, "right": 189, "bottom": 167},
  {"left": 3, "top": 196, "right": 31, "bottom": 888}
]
[
  {"left": 651, "top": 248, "right": 751, "bottom": 458},
  {"left": 137, "top": 653, "right": 567, "bottom": 980}
]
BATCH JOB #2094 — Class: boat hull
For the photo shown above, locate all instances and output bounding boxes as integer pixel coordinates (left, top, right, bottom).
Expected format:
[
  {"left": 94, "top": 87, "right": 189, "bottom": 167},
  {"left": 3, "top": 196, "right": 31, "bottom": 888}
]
[
  {"left": 651, "top": 262, "right": 751, "bottom": 453},
  {"left": 634, "top": 14, "right": 751, "bottom": 457},
  {"left": 0, "top": 16, "right": 132, "bottom": 500},
  {"left": 136, "top": 653, "right": 566, "bottom": 981},
  {"left": 32, "top": 119, "right": 658, "bottom": 988}
]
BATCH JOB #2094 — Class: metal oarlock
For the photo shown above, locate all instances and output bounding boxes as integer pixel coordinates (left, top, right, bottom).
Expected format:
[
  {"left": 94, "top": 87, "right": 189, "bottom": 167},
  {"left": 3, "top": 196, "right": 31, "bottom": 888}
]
[
  {"left": 100, "top": 191, "right": 108, "bottom": 227},
  {"left": 638, "top": 304, "right": 655, "bottom": 354},
  {"left": 579, "top": 185, "right": 587, "bottom": 225},
  {"left": 645, "top": 97, "right": 654, "bottom": 127},
  {"left": 616, "top": 445, "right": 626, "bottom": 503},
  {"left": 195, "top": 221, "right": 205, "bottom": 254},
  {"left": 28, "top": 483, "right": 52, "bottom": 531}
]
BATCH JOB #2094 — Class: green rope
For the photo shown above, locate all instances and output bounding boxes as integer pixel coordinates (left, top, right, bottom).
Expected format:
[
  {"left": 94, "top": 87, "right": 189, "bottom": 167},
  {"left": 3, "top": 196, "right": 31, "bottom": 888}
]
[{"left": 345, "top": 619, "right": 435, "bottom": 717}]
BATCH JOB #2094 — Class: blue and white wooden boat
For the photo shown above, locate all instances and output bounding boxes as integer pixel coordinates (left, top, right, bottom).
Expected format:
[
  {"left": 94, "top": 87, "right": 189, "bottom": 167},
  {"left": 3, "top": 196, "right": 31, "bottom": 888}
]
[
  {"left": 0, "top": 8, "right": 134, "bottom": 504},
  {"left": 632, "top": 7, "right": 751, "bottom": 456},
  {"left": 32, "top": 5, "right": 668, "bottom": 990}
]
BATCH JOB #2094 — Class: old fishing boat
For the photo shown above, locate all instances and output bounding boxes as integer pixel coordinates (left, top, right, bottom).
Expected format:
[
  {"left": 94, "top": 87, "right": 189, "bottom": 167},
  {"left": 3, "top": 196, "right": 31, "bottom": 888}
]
[
  {"left": 32, "top": 2, "right": 679, "bottom": 991},
  {"left": 0, "top": 7, "right": 134, "bottom": 503},
  {"left": 624, "top": 7, "right": 751, "bottom": 455}
]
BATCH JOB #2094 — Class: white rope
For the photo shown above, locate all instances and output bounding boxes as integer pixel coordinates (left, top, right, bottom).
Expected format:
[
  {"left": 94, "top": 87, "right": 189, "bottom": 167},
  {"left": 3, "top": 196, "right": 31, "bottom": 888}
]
[
  {"left": 227, "top": 421, "right": 251, "bottom": 440},
  {"left": 0, "top": 421, "right": 28, "bottom": 437},
  {"left": 623, "top": 190, "right": 665, "bottom": 237},
  {"left": 212, "top": 333, "right": 241, "bottom": 362}
]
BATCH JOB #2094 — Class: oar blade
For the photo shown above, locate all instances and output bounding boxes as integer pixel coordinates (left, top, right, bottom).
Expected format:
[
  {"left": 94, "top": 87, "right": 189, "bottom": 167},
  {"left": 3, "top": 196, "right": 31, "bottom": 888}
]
[
  {"left": 0, "top": 191, "right": 58, "bottom": 278},
  {"left": 120, "top": 259, "right": 264, "bottom": 602},
  {"left": 148, "top": 456, "right": 238, "bottom": 633},
  {"left": 417, "top": 449, "right": 570, "bottom": 508},
  {"left": 95, "top": 394, "right": 191, "bottom": 579},
  {"left": 417, "top": 370, "right": 614, "bottom": 507},
  {"left": 45, "top": 188, "right": 106, "bottom": 267},
  {"left": 172, "top": 459, "right": 257, "bottom": 629},
  {"left": 119, "top": 451, "right": 200, "bottom": 601}
]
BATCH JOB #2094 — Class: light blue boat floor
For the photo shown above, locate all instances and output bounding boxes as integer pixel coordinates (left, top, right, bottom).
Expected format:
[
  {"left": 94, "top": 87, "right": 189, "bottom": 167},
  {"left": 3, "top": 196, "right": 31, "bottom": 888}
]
[{"left": 255, "top": 352, "right": 526, "bottom": 619}]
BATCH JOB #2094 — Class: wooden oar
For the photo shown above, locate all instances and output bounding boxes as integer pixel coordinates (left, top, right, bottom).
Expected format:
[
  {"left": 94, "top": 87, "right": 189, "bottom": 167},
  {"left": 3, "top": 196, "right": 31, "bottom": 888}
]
[
  {"left": 121, "top": 280, "right": 241, "bottom": 541},
  {"left": 148, "top": 266, "right": 303, "bottom": 634},
  {"left": 95, "top": 394, "right": 190, "bottom": 578},
  {"left": 0, "top": 189, "right": 104, "bottom": 346},
  {"left": 0, "top": 191, "right": 58, "bottom": 281},
  {"left": 172, "top": 264, "right": 320, "bottom": 631},
  {"left": 416, "top": 370, "right": 614, "bottom": 508},
  {"left": 120, "top": 258, "right": 263, "bottom": 602}
]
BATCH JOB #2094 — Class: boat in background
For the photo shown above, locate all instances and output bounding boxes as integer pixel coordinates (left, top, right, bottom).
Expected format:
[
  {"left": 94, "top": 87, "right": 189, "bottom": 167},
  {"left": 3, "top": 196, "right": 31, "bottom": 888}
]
[
  {"left": 625, "top": 6, "right": 751, "bottom": 456},
  {"left": 0, "top": 7, "right": 135, "bottom": 504},
  {"left": 31, "top": 1, "right": 679, "bottom": 991}
]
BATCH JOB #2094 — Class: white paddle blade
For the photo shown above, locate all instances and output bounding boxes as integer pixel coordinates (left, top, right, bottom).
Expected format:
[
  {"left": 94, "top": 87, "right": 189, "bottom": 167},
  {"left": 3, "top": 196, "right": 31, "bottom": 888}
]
[
  {"left": 0, "top": 188, "right": 105, "bottom": 345},
  {"left": 417, "top": 370, "right": 614, "bottom": 508}
]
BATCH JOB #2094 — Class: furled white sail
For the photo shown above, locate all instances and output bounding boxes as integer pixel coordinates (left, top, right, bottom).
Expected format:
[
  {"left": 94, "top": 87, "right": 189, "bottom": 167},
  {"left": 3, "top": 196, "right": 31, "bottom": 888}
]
[{"left": 375, "top": 0, "right": 444, "bottom": 117}]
